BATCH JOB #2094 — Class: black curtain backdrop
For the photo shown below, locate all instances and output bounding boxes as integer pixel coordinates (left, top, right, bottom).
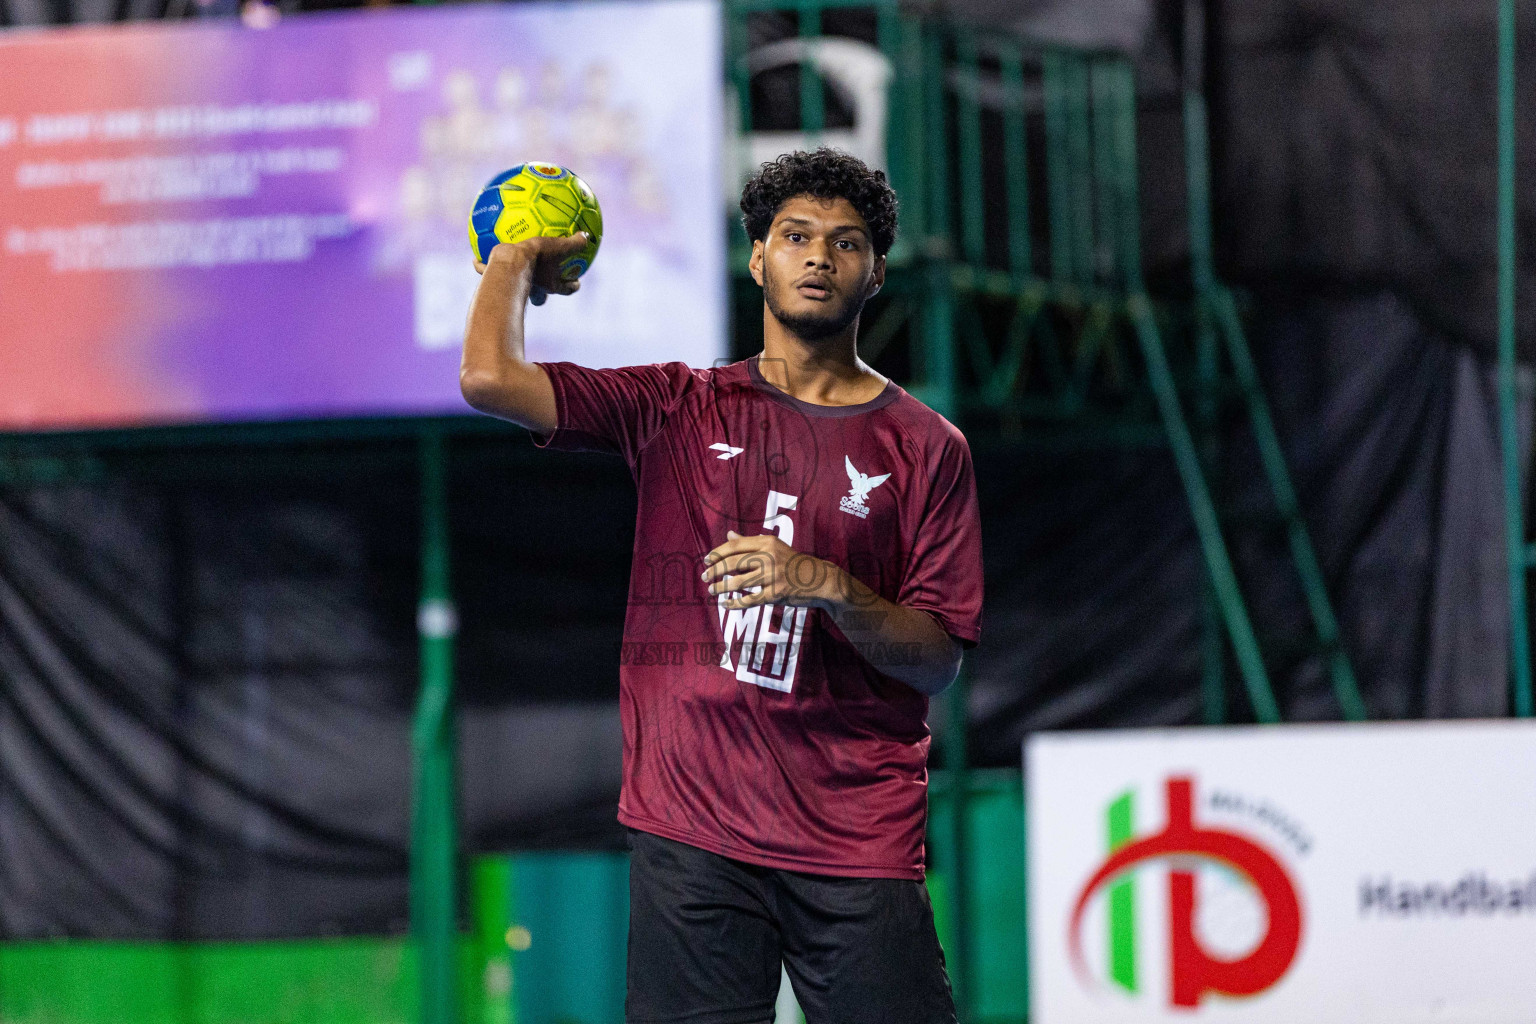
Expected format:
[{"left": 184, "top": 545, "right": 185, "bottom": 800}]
[
  {"left": 968, "top": 290, "right": 1528, "bottom": 762},
  {"left": 0, "top": 440, "right": 635, "bottom": 938},
  {"left": 1211, "top": 0, "right": 1536, "bottom": 360}
]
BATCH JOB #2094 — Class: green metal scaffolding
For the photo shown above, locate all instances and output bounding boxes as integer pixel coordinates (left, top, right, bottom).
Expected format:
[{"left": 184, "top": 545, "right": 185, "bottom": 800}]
[
  {"left": 727, "top": 2, "right": 1363, "bottom": 717},
  {"left": 724, "top": 4, "right": 1369, "bottom": 1014}
]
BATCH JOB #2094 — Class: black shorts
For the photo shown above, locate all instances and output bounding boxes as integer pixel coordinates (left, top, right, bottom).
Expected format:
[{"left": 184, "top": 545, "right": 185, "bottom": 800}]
[{"left": 624, "top": 828, "right": 957, "bottom": 1024}]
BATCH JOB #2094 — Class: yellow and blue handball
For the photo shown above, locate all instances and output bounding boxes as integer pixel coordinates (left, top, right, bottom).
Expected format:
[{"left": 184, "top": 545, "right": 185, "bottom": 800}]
[{"left": 468, "top": 162, "right": 603, "bottom": 280}]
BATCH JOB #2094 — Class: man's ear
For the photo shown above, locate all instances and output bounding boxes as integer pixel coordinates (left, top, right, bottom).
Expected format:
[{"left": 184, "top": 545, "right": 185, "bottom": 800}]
[
  {"left": 865, "top": 253, "right": 886, "bottom": 299},
  {"left": 748, "top": 239, "right": 765, "bottom": 287}
]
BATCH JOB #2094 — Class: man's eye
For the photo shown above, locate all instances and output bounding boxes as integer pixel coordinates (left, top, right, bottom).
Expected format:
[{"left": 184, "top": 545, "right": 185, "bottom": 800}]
[{"left": 836, "top": 240, "right": 855, "bottom": 250}]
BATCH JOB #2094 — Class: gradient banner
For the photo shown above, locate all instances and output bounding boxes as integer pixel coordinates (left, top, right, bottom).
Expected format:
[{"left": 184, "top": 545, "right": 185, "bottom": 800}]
[{"left": 0, "top": 1, "right": 724, "bottom": 430}]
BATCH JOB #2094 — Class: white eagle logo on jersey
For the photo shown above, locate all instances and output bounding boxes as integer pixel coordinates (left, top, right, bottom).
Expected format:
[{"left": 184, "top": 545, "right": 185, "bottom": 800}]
[{"left": 840, "top": 456, "right": 891, "bottom": 519}]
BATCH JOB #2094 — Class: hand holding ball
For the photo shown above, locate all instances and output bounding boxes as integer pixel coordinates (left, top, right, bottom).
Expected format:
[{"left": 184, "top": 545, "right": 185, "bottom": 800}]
[{"left": 469, "top": 162, "right": 603, "bottom": 305}]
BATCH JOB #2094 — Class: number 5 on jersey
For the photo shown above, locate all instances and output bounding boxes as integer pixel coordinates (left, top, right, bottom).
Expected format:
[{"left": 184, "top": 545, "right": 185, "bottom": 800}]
[{"left": 716, "top": 491, "right": 810, "bottom": 692}]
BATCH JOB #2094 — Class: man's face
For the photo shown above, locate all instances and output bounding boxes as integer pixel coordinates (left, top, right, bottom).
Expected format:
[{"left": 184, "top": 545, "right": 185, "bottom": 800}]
[{"left": 749, "top": 195, "right": 885, "bottom": 341}]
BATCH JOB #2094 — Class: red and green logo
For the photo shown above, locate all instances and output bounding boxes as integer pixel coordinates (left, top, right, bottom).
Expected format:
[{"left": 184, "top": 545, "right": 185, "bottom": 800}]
[{"left": 1068, "top": 777, "right": 1304, "bottom": 1008}]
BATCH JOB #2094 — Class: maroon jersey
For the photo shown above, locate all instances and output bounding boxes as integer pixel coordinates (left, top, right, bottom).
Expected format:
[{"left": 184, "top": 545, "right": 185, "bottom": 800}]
[{"left": 531, "top": 353, "right": 983, "bottom": 878}]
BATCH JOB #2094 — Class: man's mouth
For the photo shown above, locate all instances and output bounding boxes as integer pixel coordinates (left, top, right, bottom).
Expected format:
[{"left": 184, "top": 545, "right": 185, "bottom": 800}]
[{"left": 796, "top": 279, "right": 832, "bottom": 300}]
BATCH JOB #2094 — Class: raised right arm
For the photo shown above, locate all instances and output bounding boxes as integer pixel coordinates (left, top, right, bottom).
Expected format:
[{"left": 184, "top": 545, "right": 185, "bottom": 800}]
[{"left": 459, "top": 234, "right": 591, "bottom": 433}]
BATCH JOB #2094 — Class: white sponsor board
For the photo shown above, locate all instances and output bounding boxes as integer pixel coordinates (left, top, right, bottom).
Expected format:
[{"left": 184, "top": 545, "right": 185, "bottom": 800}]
[{"left": 1026, "top": 721, "right": 1536, "bottom": 1023}]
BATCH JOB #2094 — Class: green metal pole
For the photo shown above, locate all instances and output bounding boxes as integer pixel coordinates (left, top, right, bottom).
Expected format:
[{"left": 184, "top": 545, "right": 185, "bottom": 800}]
[
  {"left": 1182, "top": 1, "right": 1225, "bottom": 724},
  {"left": 1180, "top": 0, "right": 1215, "bottom": 296},
  {"left": 731, "top": 5, "right": 754, "bottom": 157},
  {"left": 1091, "top": 58, "right": 1125, "bottom": 287},
  {"left": 1064, "top": 54, "right": 1094, "bottom": 288},
  {"left": 1186, "top": 91, "right": 1225, "bottom": 724},
  {"left": 942, "top": 667, "right": 971, "bottom": 1020},
  {"left": 956, "top": 31, "right": 986, "bottom": 268},
  {"left": 876, "top": 7, "right": 910, "bottom": 258},
  {"left": 1498, "top": 0, "right": 1533, "bottom": 717},
  {"left": 1018, "top": 778, "right": 1030, "bottom": 1016},
  {"left": 1173, "top": 9, "right": 1361, "bottom": 720},
  {"left": 914, "top": 27, "right": 957, "bottom": 419},
  {"left": 1106, "top": 48, "right": 1275, "bottom": 720},
  {"left": 1042, "top": 50, "right": 1073, "bottom": 284},
  {"left": 1130, "top": 299, "right": 1280, "bottom": 722},
  {"left": 797, "top": 0, "right": 824, "bottom": 138},
  {"left": 999, "top": 41, "right": 1032, "bottom": 283},
  {"left": 413, "top": 424, "right": 460, "bottom": 1024},
  {"left": 1198, "top": 563, "right": 1227, "bottom": 723},
  {"left": 1212, "top": 293, "right": 1367, "bottom": 720},
  {"left": 896, "top": 17, "right": 928, "bottom": 246},
  {"left": 923, "top": 260, "right": 959, "bottom": 420},
  {"left": 924, "top": 29, "right": 950, "bottom": 252}
]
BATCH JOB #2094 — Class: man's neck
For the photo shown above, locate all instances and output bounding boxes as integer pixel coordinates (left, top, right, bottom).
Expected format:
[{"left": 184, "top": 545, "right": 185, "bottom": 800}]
[{"left": 757, "top": 323, "right": 887, "bottom": 407}]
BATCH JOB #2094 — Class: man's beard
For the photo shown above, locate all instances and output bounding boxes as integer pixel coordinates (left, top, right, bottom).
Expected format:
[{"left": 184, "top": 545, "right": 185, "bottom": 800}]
[{"left": 763, "top": 264, "right": 867, "bottom": 341}]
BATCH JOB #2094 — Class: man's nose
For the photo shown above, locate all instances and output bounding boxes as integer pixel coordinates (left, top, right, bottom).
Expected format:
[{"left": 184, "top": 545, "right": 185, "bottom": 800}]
[{"left": 803, "top": 241, "right": 832, "bottom": 268}]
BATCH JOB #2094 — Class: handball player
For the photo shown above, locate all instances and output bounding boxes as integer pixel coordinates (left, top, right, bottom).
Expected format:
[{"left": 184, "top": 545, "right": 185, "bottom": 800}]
[{"left": 460, "top": 148, "right": 983, "bottom": 1024}]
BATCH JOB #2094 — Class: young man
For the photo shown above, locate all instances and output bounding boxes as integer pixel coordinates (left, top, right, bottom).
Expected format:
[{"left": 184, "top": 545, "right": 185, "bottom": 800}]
[{"left": 460, "top": 149, "right": 982, "bottom": 1024}]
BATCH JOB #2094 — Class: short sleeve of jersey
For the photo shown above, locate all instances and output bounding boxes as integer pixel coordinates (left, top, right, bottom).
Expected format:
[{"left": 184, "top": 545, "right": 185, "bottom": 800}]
[
  {"left": 898, "top": 432, "right": 984, "bottom": 649},
  {"left": 529, "top": 361, "right": 696, "bottom": 465}
]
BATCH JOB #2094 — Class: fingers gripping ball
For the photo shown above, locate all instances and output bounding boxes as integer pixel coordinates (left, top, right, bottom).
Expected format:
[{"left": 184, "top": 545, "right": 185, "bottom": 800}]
[{"left": 468, "top": 162, "right": 603, "bottom": 280}]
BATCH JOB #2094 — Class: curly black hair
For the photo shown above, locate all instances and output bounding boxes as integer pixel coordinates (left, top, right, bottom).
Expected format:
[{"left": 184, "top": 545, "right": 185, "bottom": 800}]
[{"left": 740, "top": 148, "right": 898, "bottom": 257}]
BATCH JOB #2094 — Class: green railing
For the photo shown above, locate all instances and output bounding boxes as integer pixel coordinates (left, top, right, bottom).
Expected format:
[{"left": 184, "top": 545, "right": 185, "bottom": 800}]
[
  {"left": 1496, "top": 0, "right": 1533, "bottom": 720},
  {"left": 727, "top": 1, "right": 1364, "bottom": 724},
  {"left": 413, "top": 426, "right": 460, "bottom": 1024}
]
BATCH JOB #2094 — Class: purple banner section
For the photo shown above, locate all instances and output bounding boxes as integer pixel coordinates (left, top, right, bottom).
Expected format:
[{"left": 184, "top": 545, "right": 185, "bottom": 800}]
[{"left": 0, "top": 1, "right": 724, "bottom": 429}]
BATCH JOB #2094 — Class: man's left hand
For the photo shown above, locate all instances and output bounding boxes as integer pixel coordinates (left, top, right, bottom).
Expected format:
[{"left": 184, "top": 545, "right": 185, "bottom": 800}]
[{"left": 701, "top": 531, "right": 838, "bottom": 611}]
